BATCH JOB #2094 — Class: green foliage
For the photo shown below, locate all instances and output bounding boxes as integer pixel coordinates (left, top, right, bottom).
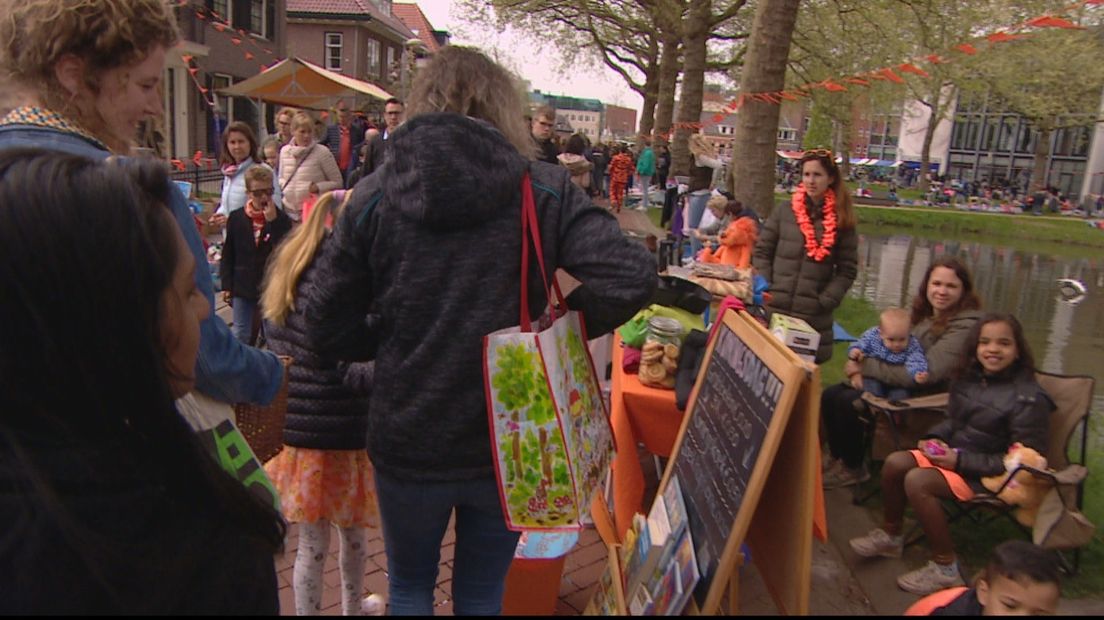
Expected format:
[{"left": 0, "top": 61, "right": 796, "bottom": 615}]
[
  {"left": 802, "top": 107, "right": 833, "bottom": 150},
  {"left": 492, "top": 343, "right": 537, "bottom": 411}
]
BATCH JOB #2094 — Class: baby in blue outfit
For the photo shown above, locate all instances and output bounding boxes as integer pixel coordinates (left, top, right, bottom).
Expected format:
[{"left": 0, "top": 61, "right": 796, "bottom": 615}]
[{"left": 848, "top": 307, "right": 928, "bottom": 402}]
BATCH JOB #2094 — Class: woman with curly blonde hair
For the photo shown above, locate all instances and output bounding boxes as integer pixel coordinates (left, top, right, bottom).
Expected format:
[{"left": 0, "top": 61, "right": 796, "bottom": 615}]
[{"left": 0, "top": 0, "right": 285, "bottom": 406}]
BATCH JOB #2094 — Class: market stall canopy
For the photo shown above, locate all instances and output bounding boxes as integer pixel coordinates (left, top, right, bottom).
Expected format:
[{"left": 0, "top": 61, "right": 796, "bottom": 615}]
[
  {"left": 218, "top": 57, "right": 394, "bottom": 107},
  {"left": 776, "top": 150, "right": 804, "bottom": 159}
]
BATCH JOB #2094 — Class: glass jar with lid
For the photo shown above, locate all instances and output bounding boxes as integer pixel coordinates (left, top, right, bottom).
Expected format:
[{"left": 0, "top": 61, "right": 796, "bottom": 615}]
[{"left": 645, "top": 316, "right": 684, "bottom": 348}]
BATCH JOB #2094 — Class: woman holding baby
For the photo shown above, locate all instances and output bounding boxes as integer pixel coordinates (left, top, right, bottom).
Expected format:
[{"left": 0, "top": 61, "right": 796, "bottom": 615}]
[{"left": 821, "top": 256, "right": 983, "bottom": 489}]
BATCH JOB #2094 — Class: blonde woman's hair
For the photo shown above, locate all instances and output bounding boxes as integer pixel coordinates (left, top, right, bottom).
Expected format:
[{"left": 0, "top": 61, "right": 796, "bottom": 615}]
[
  {"left": 261, "top": 189, "right": 351, "bottom": 325},
  {"left": 0, "top": 0, "right": 179, "bottom": 153},
  {"left": 291, "top": 111, "right": 315, "bottom": 133},
  {"left": 689, "top": 134, "right": 716, "bottom": 159},
  {"left": 406, "top": 46, "right": 535, "bottom": 159}
]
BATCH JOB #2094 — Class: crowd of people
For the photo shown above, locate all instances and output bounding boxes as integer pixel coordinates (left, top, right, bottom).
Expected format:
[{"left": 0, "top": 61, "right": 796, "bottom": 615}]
[{"left": 0, "top": 0, "right": 1078, "bottom": 616}]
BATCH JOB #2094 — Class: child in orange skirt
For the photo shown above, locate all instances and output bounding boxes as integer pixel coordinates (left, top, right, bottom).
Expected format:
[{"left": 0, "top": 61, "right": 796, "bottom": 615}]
[
  {"left": 847, "top": 313, "right": 1053, "bottom": 596},
  {"left": 260, "top": 189, "right": 384, "bottom": 615}
]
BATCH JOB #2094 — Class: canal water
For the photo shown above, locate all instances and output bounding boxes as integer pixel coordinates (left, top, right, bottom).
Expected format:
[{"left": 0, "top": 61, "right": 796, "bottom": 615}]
[{"left": 852, "top": 233, "right": 1104, "bottom": 516}]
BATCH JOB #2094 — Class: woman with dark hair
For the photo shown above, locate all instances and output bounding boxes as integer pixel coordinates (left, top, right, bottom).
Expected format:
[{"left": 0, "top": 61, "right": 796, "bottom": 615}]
[
  {"left": 848, "top": 313, "right": 1050, "bottom": 595},
  {"left": 211, "top": 120, "right": 282, "bottom": 227},
  {"left": 306, "top": 46, "right": 656, "bottom": 615},
  {"left": 557, "top": 133, "right": 594, "bottom": 191},
  {"left": 753, "top": 149, "right": 859, "bottom": 363},
  {"left": 0, "top": 0, "right": 283, "bottom": 408},
  {"left": 821, "top": 256, "right": 983, "bottom": 488},
  {"left": 0, "top": 150, "right": 285, "bottom": 613}
]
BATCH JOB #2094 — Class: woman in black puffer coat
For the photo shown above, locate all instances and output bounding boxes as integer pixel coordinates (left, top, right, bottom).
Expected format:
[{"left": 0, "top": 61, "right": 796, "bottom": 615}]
[{"left": 259, "top": 190, "right": 385, "bottom": 616}]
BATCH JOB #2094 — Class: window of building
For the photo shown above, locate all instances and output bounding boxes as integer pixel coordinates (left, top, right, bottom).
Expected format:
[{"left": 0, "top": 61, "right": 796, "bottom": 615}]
[
  {"left": 326, "top": 33, "right": 343, "bottom": 72},
  {"left": 367, "top": 39, "right": 381, "bottom": 78},
  {"left": 778, "top": 128, "right": 796, "bottom": 142},
  {"left": 249, "top": 0, "right": 271, "bottom": 38},
  {"left": 386, "top": 46, "right": 396, "bottom": 81},
  {"left": 210, "top": 0, "right": 229, "bottom": 19}
]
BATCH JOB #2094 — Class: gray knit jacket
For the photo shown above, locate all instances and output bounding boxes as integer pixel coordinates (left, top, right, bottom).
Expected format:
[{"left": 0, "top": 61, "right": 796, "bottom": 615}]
[{"left": 304, "top": 113, "right": 657, "bottom": 482}]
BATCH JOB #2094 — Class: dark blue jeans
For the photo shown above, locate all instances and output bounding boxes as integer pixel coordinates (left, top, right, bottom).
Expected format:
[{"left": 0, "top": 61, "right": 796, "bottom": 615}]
[
  {"left": 863, "top": 377, "right": 911, "bottom": 403},
  {"left": 374, "top": 470, "right": 521, "bottom": 616}
]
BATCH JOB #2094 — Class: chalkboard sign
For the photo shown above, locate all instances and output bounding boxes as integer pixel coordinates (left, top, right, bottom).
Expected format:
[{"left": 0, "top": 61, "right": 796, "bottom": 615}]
[{"left": 660, "top": 311, "right": 805, "bottom": 613}]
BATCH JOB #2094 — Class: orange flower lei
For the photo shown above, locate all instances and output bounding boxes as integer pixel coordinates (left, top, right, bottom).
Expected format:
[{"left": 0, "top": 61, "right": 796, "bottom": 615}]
[{"left": 791, "top": 184, "right": 837, "bottom": 262}]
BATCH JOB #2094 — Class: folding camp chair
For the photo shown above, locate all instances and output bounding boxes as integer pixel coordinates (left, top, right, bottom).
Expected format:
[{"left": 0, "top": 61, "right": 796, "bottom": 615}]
[
  {"left": 850, "top": 391, "right": 950, "bottom": 505},
  {"left": 905, "top": 372, "right": 1096, "bottom": 574}
]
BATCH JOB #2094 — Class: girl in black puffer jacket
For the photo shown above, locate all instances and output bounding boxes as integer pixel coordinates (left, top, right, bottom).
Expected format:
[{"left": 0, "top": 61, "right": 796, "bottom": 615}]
[
  {"left": 848, "top": 313, "right": 1053, "bottom": 597},
  {"left": 260, "top": 190, "right": 385, "bottom": 616}
]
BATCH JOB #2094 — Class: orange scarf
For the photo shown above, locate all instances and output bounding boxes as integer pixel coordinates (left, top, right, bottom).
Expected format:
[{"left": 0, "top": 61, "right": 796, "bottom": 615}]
[{"left": 244, "top": 199, "right": 267, "bottom": 246}]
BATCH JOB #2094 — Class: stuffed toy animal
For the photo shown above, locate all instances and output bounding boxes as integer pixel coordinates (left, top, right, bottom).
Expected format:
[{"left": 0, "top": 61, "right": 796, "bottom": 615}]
[
  {"left": 981, "top": 442, "right": 1052, "bottom": 527},
  {"left": 698, "top": 217, "right": 758, "bottom": 269}
]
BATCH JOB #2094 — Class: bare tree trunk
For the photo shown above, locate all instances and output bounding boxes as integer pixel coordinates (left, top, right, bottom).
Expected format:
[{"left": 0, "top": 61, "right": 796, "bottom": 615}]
[
  {"left": 730, "top": 0, "right": 802, "bottom": 216},
  {"left": 1030, "top": 126, "right": 1052, "bottom": 194},
  {"left": 654, "top": 32, "right": 681, "bottom": 143},
  {"left": 671, "top": 0, "right": 711, "bottom": 176},
  {"left": 639, "top": 54, "right": 660, "bottom": 136},
  {"left": 918, "top": 84, "right": 954, "bottom": 195}
]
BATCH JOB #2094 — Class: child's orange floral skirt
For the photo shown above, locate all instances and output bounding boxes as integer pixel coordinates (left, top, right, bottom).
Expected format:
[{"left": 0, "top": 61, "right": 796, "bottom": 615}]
[
  {"left": 908, "top": 450, "right": 976, "bottom": 501},
  {"left": 264, "top": 446, "right": 379, "bottom": 528}
]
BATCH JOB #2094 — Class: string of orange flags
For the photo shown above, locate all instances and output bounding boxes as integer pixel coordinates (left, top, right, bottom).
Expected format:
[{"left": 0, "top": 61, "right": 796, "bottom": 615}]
[{"left": 655, "top": 0, "right": 1100, "bottom": 140}]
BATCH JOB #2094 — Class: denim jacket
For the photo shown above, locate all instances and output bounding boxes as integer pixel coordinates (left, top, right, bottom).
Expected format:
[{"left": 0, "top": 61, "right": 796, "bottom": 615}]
[{"left": 0, "top": 125, "right": 283, "bottom": 404}]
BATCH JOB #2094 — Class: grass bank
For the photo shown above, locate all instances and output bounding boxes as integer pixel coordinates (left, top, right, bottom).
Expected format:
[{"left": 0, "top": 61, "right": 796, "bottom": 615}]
[{"left": 855, "top": 205, "right": 1104, "bottom": 250}]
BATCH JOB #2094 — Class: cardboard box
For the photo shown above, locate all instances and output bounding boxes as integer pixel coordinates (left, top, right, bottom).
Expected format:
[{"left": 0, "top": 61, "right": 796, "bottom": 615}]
[{"left": 769, "top": 313, "right": 820, "bottom": 363}]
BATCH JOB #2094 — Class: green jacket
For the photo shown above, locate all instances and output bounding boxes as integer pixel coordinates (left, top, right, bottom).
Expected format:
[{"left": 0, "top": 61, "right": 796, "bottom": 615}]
[
  {"left": 636, "top": 146, "right": 656, "bottom": 176},
  {"left": 752, "top": 197, "right": 859, "bottom": 362}
]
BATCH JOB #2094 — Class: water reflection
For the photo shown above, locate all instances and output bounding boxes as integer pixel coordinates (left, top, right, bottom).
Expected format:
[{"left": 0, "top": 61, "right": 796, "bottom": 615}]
[{"left": 853, "top": 234, "right": 1104, "bottom": 414}]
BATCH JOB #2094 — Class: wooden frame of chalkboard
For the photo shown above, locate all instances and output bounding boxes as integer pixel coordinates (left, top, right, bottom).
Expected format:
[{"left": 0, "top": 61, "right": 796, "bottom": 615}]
[{"left": 657, "top": 310, "right": 817, "bottom": 615}]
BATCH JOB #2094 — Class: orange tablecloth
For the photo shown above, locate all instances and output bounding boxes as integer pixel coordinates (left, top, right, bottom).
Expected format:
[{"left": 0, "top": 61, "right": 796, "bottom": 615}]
[{"left": 608, "top": 335, "right": 685, "bottom": 539}]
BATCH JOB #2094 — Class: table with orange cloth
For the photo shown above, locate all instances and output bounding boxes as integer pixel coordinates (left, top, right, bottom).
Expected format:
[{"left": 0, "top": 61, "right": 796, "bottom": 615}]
[
  {"left": 598, "top": 333, "right": 829, "bottom": 545},
  {"left": 606, "top": 334, "right": 686, "bottom": 539}
]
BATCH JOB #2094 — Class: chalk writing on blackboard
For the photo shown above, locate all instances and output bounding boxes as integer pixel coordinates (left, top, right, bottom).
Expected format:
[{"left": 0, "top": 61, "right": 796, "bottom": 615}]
[{"left": 671, "top": 325, "right": 784, "bottom": 606}]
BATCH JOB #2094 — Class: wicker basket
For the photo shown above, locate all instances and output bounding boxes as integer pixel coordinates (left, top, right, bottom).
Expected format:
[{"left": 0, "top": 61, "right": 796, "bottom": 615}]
[{"left": 234, "top": 356, "right": 293, "bottom": 464}]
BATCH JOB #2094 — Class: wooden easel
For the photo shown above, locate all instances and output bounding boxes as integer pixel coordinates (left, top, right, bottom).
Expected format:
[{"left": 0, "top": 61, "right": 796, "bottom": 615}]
[{"left": 657, "top": 310, "right": 819, "bottom": 615}]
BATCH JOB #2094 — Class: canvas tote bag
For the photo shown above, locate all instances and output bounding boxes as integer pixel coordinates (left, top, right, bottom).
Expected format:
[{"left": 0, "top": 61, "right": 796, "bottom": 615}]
[{"left": 484, "top": 172, "right": 614, "bottom": 531}]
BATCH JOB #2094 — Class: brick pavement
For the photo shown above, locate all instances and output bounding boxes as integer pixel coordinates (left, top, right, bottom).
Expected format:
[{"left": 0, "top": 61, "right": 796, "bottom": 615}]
[{"left": 274, "top": 521, "right": 607, "bottom": 616}]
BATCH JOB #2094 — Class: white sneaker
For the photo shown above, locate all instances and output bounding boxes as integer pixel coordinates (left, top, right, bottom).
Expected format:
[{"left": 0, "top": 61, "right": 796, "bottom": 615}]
[
  {"left": 849, "top": 527, "right": 903, "bottom": 558},
  {"left": 361, "top": 593, "right": 386, "bottom": 616},
  {"left": 896, "top": 561, "right": 965, "bottom": 595}
]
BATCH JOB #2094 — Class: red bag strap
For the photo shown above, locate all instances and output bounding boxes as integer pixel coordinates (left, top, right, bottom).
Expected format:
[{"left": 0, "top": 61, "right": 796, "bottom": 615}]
[{"left": 518, "top": 172, "right": 567, "bottom": 331}]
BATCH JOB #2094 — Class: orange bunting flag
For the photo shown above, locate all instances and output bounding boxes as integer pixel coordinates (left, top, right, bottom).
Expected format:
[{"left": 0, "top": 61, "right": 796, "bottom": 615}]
[
  {"left": 245, "top": 52, "right": 255, "bottom": 60},
  {"left": 231, "top": 37, "right": 242, "bottom": 45},
  {"left": 780, "top": 91, "right": 800, "bottom": 101},
  {"left": 1086, "top": 0, "right": 1104, "bottom": 5},
  {"left": 1026, "top": 16, "right": 1082, "bottom": 29},
  {"left": 187, "top": 67, "right": 198, "bottom": 76},
  {"left": 845, "top": 77, "right": 870, "bottom": 86},
  {"left": 198, "top": 86, "right": 208, "bottom": 93},
  {"left": 196, "top": 12, "right": 206, "bottom": 19},
  {"left": 170, "top": 159, "right": 185, "bottom": 172},
  {"left": 879, "top": 67, "right": 906, "bottom": 84},
  {"left": 320, "top": 111, "right": 329, "bottom": 120},
  {"left": 712, "top": 114, "right": 725, "bottom": 123},
  {"left": 213, "top": 23, "right": 226, "bottom": 32},
  {"left": 823, "top": 80, "right": 848, "bottom": 92},
  {"left": 192, "top": 151, "right": 203, "bottom": 166},
  {"left": 181, "top": 54, "right": 194, "bottom": 63},
  {"left": 986, "top": 32, "right": 1023, "bottom": 43},
  {"left": 954, "top": 43, "right": 978, "bottom": 55},
  {"left": 926, "top": 54, "right": 946, "bottom": 64},
  {"left": 898, "top": 63, "right": 930, "bottom": 78}
]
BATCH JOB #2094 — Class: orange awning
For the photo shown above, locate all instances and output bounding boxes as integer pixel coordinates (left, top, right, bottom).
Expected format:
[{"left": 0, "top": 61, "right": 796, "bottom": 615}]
[{"left": 219, "top": 57, "right": 394, "bottom": 107}]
